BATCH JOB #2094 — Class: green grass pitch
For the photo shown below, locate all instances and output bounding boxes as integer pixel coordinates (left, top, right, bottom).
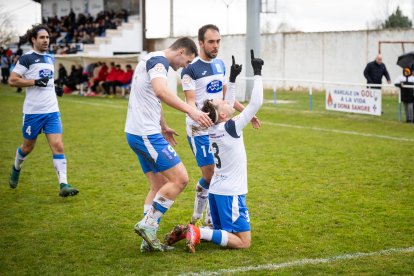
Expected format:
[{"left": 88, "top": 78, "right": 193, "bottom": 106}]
[{"left": 1, "top": 85, "right": 413, "bottom": 275}]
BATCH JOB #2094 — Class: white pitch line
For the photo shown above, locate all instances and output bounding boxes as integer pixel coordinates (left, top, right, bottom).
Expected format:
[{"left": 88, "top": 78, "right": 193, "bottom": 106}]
[
  {"left": 263, "top": 122, "right": 414, "bottom": 142},
  {"left": 180, "top": 246, "right": 414, "bottom": 276},
  {"left": 60, "top": 98, "right": 414, "bottom": 142}
]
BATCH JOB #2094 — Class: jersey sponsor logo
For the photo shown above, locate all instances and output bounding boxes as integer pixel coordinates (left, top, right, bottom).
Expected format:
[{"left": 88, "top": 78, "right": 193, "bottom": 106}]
[
  {"left": 154, "top": 63, "right": 165, "bottom": 73},
  {"left": 206, "top": 80, "right": 223, "bottom": 93},
  {"left": 39, "top": 69, "right": 53, "bottom": 78},
  {"left": 182, "top": 74, "right": 191, "bottom": 84}
]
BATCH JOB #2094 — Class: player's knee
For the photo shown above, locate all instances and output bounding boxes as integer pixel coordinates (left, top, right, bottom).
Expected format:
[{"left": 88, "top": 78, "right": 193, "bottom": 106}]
[
  {"left": 235, "top": 236, "right": 251, "bottom": 249},
  {"left": 177, "top": 174, "right": 189, "bottom": 190},
  {"left": 21, "top": 144, "right": 34, "bottom": 154},
  {"left": 240, "top": 239, "right": 251, "bottom": 249},
  {"left": 51, "top": 141, "right": 64, "bottom": 153}
]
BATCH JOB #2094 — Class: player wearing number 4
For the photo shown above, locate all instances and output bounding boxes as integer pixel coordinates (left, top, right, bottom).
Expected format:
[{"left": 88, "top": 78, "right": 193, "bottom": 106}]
[
  {"left": 125, "top": 37, "right": 212, "bottom": 252},
  {"left": 180, "top": 24, "right": 261, "bottom": 227},
  {"left": 8, "top": 24, "right": 77, "bottom": 197},
  {"left": 165, "top": 50, "right": 264, "bottom": 252}
]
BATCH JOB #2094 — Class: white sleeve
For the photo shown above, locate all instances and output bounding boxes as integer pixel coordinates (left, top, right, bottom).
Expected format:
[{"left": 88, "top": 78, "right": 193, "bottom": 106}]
[
  {"left": 232, "top": 76, "right": 263, "bottom": 135},
  {"left": 12, "top": 61, "right": 28, "bottom": 76},
  {"left": 394, "top": 75, "right": 403, "bottom": 84},
  {"left": 225, "top": 82, "right": 236, "bottom": 107},
  {"left": 181, "top": 73, "right": 195, "bottom": 91}
]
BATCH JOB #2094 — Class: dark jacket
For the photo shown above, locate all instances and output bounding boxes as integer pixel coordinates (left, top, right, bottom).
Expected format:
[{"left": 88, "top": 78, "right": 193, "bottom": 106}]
[{"left": 363, "top": 61, "right": 391, "bottom": 85}]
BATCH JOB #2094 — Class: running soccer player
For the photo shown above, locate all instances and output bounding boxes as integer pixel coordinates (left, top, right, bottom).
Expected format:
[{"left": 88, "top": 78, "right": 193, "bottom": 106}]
[
  {"left": 125, "top": 37, "right": 212, "bottom": 252},
  {"left": 8, "top": 24, "right": 77, "bottom": 197},
  {"left": 165, "top": 50, "right": 264, "bottom": 252},
  {"left": 181, "top": 24, "right": 261, "bottom": 227}
]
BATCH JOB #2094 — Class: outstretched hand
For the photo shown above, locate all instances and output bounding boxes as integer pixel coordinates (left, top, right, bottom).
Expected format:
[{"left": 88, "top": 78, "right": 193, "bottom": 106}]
[
  {"left": 229, "top": 55, "right": 242, "bottom": 83},
  {"left": 162, "top": 127, "right": 179, "bottom": 146},
  {"left": 250, "top": 49, "right": 264, "bottom": 76}
]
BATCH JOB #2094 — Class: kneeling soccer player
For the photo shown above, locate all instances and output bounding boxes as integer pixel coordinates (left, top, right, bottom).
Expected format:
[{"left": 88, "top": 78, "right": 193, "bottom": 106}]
[{"left": 164, "top": 50, "right": 264, "bottom": 252}]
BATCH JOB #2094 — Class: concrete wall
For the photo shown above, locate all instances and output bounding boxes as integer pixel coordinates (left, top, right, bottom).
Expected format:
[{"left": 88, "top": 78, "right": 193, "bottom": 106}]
[{"left": 151, "top": 29, "right": 414, "bottom": 99}]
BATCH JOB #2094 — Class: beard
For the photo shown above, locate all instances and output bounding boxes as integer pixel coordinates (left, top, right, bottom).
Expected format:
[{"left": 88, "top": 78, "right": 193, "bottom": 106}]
[{"left": 204, "top": 49, "right": 218, "bottom": 59}]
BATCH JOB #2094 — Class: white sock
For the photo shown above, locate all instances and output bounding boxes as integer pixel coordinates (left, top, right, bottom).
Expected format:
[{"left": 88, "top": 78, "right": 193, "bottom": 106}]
[
  {"left": 143, "top": 193, "right": 174, "bottom": 227},
  {"left": 53, "top": 154, "right": 67, "bottom": 184},
  {"left": 200, "top": 228, "right": 229, "bottom": 246},
  {"left": 200, "top": 227, "right": 214, "bottom": 240},
  {"left": 193, "top": 179, "right": 209, "bottom": 219},
  {"left": 204, "top": 200, "right": 212, "bottom": 225},
  {"left": 143, "top": 204, "right": 152, "bottom": 215},
  {"left": 14, "top": 147, "right": 27, "bottom": 170}
]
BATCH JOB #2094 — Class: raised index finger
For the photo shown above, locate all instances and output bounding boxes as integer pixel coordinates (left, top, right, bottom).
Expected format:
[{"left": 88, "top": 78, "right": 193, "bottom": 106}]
[
  {"left": 250, "top": 49, "right": 255, "bottom": 60},
  {"left": 232, "top": 55, "right": 235, "bottom": 66}
]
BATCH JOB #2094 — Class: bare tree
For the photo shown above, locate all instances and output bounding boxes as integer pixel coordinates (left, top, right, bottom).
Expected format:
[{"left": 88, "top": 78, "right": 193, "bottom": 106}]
[{"left": 0, "top": 8, "right": 18, "bottom": 46}]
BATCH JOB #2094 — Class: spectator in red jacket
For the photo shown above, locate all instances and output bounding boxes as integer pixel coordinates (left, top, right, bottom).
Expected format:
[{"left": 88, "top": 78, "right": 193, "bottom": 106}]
[
  {"left": 117, "top": 64, "right": 133, "bottom": 85},
  {"left": 89, "top": 62, "right": 108, "bottom": 93},
  {"left": 102, "top": 64, "right": 124, "bottom": 96}
]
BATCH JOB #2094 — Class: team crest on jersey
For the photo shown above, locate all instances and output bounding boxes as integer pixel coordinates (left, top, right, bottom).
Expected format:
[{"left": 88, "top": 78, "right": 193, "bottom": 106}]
[
  {"left": 154, "top": 63, "right": 165, "bottom": 73},
  {"left": 45, "top": 56, "right": 53, "bottom": 64},
  {"left": 182, "top": 74, "right": 191, "bottom": 84},
  {"left": 39, "top": 69, "right": 53, "bottom": 78},
  {"left": 206, "top": 80, "right": 223, "bottom": 93}
]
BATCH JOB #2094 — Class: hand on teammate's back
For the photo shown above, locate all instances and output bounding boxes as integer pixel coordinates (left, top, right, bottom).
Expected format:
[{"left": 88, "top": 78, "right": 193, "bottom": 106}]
[
  {"left": 34, "top": 77, "right": 49, "bottom": 87},
  {"left": 250, "top": 49, "right": 264, "bottom": 76},
  {"left": 229, "top": 55, "right": 242, "bottom": 83}
]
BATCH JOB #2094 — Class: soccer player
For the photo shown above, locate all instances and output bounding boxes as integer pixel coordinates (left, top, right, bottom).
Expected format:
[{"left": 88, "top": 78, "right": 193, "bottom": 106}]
[
  {"left": 125, "top": 37, "right": 212, "bottom": 252},
  {"left": 181, "top": 24, "right": 261, "bottom": 227},
  {"left": 8, "top": 24, "right": 77, "bottom": 197},
  {"left": 165, "top": 50, "right": 264, "bottom": 253}
]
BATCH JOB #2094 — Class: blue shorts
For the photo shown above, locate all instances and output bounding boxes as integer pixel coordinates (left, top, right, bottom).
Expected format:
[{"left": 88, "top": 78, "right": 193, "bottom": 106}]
[
  {"left": 22, "top": 112, "right": 62, "bottom": 140},
  {"left": 187, "top": 135, "right": 214, "bottom": 167},
  {"left": 208, "top": 194, "right": 251, "bottom": 233},
  {"left": 126, "top": 132, "right": 181, "bottom": 174}
]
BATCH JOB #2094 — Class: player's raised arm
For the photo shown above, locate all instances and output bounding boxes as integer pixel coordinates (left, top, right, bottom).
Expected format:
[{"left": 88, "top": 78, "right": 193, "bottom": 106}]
[
  {"left": 225, "top": 55, "right": 242, "bottom": 107},
  {"left": 233, "top": 49, "right": 264, "bottom": 132}
]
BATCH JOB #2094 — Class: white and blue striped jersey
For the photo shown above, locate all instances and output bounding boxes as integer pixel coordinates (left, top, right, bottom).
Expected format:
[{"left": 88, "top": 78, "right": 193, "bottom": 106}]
[
  {"left": 125, "top": 51, "right": 169, "bottom": 136},
  {"left": 181, "top": 57, "right": 227, "bottom": 136},
  {"left": 13, "top": 50, "right": 58, "bottom": 114}
]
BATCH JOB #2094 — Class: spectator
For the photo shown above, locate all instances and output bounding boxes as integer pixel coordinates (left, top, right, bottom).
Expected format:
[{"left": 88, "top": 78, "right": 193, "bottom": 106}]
[
  {"left": 55, "top": 63, "right": 68, "bottom": 88},
  {"left": 363, "top": 54, "right": 391, "bottom": 89},
  {"left": 1, "top": 53, "right": 11, "bottom": 84},
  {"left": 64, "top": 65, "right": 80, "bottom": 92},
  {"left": 117, "top": 64, "right": 133, "bottom": 86},
  {"left": 394, "top": 67, "right": 414, "bottom": 123},
  {"left": 9, "top": 56, "right": 22, "bottom": 93},
  {"left": 102, "top": 63, "right": 123, "bottom": 96},
  {"left": 89, "top": 62, "right": 108, "bottom": 93}
]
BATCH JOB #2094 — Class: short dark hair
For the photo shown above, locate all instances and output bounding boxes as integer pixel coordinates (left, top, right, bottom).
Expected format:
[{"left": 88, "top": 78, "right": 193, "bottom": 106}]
[
  {"left": 169, "top": 37, "right": 198, "bottom": 57},
  {"left": 201, "top": 99, "right": 218, "bottom": 124},
  {"left": 21, "top": 24, "right": 51, "bottom": 47},
  {"left": 198, "top": 24, "right": 220, "bottom": 42}
]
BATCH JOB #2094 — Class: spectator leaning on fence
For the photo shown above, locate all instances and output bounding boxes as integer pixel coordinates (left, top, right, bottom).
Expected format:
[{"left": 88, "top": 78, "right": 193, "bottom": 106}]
[
  {"left": 394, "top": 67, "right": 414, "bottom": 123},
  {"left": 363, "top": 54, "right": 391, "bottom": 89}
]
